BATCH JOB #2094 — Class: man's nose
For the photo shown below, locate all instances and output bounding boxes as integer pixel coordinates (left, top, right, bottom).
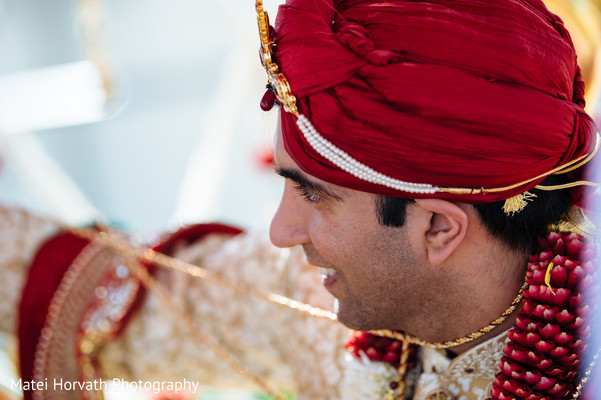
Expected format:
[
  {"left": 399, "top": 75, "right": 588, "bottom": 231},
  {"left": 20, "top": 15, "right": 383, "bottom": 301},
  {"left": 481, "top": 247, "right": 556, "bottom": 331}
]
[{"left": 270, "top": 183, "right": 311, "bottom": 248}]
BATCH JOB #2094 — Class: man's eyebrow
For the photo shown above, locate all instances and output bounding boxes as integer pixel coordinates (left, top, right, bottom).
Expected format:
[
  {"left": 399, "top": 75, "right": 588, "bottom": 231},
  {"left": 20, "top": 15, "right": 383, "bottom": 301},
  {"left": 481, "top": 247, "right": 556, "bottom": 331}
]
[{"left": 274, "top": 167, "right": 343, "bottom": 201}]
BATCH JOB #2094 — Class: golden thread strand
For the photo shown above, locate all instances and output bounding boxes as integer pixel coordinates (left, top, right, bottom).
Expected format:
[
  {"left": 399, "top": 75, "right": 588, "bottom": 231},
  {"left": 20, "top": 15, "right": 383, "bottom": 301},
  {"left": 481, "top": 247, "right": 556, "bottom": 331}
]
[
  {"left": 535, "top": 181, "right": 599, "bottom": 190},
  {"left": 126, "top": 256, "right": 289, "bottom": 400},
  {"left": 439, "top": 135, "right": 599, "bottom": 195},
  {"left": 135, "top": 238, "right": 337, "bottom": 321}
]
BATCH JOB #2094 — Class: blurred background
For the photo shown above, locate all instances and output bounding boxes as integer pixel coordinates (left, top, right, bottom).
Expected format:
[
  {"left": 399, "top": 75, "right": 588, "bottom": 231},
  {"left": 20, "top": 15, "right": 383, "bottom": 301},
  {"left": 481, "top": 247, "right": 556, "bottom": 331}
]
[
  {"left": 0, "top": 0, "right": 285, "bottom": 234},
  {"left": 0, "top": 0, "right": 599, "bottom": 399}
]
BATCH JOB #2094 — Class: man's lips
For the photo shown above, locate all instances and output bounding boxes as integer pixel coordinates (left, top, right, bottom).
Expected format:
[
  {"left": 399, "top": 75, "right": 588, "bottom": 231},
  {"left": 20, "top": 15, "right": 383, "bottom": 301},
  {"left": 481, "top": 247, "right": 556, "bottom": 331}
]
[
  {"left": 304, "top": 248, "right": 341, "bottom": 290},
  {"left": 317, "top": 267, "right": 340, "bottom": 288}
]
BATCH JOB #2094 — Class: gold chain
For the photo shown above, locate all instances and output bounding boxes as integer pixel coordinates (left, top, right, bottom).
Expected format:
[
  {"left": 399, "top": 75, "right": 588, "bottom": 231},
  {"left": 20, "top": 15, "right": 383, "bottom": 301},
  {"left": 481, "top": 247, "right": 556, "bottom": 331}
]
[{"left": 370, "top": 280, "right": 528, "bottom": 349}]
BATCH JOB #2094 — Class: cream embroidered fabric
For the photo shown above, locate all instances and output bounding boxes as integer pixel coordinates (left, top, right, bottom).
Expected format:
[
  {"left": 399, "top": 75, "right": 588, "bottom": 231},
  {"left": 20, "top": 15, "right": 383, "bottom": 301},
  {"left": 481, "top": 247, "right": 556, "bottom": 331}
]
[
  {"left": 99, "top": 232, "right": 353, "bottom": 399},
  {"left": 0, "top": 207, "right": 55, "bottom": 334},
  {"left": 414, "top": 332, "right": 508, "bottom": 400}
]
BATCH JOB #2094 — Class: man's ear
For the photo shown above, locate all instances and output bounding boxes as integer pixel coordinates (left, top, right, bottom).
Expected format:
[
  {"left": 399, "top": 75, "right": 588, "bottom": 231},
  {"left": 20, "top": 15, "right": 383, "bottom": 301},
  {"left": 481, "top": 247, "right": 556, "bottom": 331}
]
[{"left": 414, "top": 198, "right": 469, "bottom": 266}]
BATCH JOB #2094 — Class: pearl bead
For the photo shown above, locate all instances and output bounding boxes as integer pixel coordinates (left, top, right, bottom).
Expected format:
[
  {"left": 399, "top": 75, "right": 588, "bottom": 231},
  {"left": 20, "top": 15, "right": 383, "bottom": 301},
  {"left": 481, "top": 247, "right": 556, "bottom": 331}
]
[{"left": 297, "top": 114, "right": 439, "bottom": 195}]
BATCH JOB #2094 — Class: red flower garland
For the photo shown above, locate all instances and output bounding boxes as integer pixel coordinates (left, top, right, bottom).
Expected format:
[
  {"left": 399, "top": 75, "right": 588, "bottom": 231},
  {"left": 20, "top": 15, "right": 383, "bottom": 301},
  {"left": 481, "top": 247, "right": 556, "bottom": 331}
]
[
  {"left": 346, "top": 330, "right": 416, "bottom": 369},
  {"left": 491, "top": 231, "right": 598, "bottom": 400}
]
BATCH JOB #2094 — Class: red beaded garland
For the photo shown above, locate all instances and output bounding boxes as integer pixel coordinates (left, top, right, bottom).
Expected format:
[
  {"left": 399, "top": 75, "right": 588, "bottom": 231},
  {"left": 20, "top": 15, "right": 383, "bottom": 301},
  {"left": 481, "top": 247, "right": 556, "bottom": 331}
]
[{"left": 490, "top": 231, "right": 598, "bottom": 399}]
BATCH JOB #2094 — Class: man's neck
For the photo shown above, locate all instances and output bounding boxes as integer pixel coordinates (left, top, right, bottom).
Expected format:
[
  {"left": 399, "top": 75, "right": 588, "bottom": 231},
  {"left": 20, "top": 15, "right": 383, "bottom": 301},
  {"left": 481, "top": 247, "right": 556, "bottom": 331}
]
[
  {"left": 414, "top": 231, "right": 529, "bottom": 355},
  {"left": 449, "top": 302, "right": 522, "bottom": 355}
]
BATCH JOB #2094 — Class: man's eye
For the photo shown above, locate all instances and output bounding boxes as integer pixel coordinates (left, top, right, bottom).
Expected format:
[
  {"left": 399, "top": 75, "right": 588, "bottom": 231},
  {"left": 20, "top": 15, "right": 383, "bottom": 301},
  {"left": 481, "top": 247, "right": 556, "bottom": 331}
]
[{"left": 294, "top": 184, "right": 322, "bottom": 203}]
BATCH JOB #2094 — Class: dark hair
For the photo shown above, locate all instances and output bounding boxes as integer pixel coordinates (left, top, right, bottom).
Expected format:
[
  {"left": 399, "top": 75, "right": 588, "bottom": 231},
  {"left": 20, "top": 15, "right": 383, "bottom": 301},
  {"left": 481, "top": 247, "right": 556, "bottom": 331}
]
[{"left": 375, "top": 175, "right": 572, "bottom": 253}]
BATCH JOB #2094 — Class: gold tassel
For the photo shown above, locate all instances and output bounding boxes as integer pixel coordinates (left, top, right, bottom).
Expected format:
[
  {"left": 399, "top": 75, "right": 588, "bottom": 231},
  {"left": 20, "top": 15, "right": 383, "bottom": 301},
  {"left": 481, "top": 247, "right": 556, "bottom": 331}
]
[{"left": 502, "top": 191, "right": 537, "bottom": 216}]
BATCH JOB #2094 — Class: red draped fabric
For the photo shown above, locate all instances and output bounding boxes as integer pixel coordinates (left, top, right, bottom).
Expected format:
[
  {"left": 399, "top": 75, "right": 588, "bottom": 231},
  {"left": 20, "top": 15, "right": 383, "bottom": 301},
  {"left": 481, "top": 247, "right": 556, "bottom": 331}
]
[{"left": 18, "top": 223, "right": 242, "bottom": 400}]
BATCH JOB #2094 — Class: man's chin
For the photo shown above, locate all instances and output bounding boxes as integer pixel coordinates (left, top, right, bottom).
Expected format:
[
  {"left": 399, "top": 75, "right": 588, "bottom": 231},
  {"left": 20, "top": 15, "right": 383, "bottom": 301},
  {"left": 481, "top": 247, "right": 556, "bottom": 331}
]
[{"left": 334, "top": 301, "right": 379, "bottom": 332}]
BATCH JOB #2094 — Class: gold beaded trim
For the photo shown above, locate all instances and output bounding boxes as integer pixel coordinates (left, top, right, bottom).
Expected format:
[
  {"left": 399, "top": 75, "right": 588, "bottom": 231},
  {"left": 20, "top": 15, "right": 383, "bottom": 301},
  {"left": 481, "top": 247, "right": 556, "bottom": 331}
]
[{"left": 33, "top": 242, "right": 114, "bottom": 400}]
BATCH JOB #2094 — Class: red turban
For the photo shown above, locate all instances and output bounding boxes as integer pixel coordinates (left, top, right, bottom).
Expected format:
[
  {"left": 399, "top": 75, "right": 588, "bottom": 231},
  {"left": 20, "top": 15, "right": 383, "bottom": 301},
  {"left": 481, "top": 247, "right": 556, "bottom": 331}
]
[{"left": 264, "top": 0, "right": 599, "bottom": 204}]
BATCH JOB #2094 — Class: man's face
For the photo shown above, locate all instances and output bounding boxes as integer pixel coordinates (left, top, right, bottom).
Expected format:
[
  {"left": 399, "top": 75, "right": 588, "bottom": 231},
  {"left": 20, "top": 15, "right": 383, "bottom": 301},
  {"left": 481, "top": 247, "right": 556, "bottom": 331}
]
[{"left": 270, "top": 123, "right": 428, "bottom": 331}]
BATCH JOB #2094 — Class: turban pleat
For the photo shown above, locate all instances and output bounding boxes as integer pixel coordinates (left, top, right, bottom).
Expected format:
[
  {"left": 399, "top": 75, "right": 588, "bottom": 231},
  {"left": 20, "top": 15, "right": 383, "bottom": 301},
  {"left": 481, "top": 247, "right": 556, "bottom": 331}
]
[{"left": 274, "top": 0, "right": 598, "bottom": 202}]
